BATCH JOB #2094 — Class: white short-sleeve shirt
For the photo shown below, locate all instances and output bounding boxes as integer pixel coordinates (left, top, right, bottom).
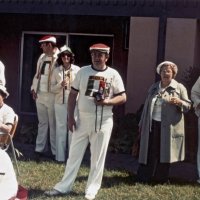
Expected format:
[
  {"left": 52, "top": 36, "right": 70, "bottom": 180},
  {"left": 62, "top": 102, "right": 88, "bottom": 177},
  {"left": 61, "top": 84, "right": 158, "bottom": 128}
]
[
  {"left": 72, "top": 65, "right": 125, "bottom": 116},
  {"left": 0, "top": 104, "right": 15, "bottom": 135}
]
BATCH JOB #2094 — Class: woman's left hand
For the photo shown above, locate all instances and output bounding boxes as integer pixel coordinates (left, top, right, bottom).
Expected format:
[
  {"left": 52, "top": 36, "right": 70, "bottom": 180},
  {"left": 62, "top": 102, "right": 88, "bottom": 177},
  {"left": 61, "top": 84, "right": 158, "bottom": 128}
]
[{"left": 169, "top": 97, "right": 182, "bottom": 106}]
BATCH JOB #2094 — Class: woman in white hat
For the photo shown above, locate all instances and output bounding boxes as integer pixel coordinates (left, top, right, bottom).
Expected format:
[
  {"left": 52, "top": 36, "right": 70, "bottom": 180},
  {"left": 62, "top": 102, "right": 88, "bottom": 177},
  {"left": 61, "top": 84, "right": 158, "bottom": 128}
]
[
  {"left": 51, "top": 45, "right": 80, "bottom": 162},
  {"left": 136, "top": 61, "right": 191, "bottom": 183}
]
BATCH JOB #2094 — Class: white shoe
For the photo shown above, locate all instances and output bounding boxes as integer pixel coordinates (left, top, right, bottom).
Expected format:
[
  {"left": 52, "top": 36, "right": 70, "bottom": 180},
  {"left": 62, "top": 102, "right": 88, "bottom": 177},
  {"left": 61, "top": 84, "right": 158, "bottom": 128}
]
[
  {"left": 197, "top": 179, "right": 200, "bottom": 184},
  {"left": 85, "top": 193, "right": 95, "bottom": 200}
]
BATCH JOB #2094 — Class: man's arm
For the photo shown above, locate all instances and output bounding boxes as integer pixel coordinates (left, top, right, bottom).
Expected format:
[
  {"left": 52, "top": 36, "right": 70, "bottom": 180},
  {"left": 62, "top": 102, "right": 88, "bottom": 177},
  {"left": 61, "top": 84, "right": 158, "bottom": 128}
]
[
  {"left": 95, "top": 92, "right": 127, "bottom": 106},
  {"left": 30, "top": 54, "right": 45, "bottom": 99},
  {"left": 0, "top": 123, "right": 12, "bottom": 134},
  {"left": 67, "top": 89, "right": 78, "bottom": 132}
]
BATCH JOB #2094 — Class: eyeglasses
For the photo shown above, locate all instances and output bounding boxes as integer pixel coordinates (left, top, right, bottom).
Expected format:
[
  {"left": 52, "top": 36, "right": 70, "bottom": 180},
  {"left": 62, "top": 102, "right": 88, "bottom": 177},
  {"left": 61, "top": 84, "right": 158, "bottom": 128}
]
[{"left": 40, "top": 42, "right": 48, "bottom": 47}]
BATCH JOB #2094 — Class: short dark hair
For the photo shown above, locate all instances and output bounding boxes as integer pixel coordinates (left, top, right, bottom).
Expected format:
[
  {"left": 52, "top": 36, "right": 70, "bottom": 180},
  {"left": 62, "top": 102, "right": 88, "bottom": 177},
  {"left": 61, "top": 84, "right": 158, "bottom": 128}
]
[{"left": 0, "top": 90, "right": 6, "bottom": 99}]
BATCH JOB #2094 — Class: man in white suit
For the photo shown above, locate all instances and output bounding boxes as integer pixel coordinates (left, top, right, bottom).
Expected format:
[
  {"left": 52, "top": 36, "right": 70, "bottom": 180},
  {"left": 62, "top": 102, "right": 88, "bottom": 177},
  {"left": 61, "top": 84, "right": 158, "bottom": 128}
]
[{"left": 31, "top": 35, "right": 59, "bottom": 160}]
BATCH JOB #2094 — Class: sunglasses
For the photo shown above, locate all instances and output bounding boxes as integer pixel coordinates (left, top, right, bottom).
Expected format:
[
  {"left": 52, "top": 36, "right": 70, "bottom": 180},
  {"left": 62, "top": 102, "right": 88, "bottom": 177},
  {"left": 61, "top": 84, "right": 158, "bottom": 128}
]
[{"left": 61, "top": 52, "right": 71, "bottom": 57}]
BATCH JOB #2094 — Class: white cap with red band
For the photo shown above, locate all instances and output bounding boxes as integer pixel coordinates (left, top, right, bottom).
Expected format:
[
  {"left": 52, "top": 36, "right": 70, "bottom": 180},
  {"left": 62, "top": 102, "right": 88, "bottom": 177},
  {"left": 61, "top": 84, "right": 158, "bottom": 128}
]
[
  {"left": 89, "top": 43, "right": 110, "bottom": 54},
  {"left": 39, "top": 35, "right": 56, "bottom": 44}
]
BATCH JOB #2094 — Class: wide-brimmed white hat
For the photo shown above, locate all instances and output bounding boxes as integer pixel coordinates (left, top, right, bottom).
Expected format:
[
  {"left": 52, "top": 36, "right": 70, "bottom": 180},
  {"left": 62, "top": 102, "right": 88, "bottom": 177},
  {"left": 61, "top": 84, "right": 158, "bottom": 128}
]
[
  {"left": 156, "top": 61, "right": 178, "bottom": 76},
  {"left": 39, "top": 35, "right": 56, "bottom": 44},
  {"left": 89, "top": 43, "right": 110, "bottom": 54},
  {"left": 59, "top": 45, "right": 73, "bottom": 55},
  {"left": 0, "top": 85, "right": 9, "bottom": 98}
]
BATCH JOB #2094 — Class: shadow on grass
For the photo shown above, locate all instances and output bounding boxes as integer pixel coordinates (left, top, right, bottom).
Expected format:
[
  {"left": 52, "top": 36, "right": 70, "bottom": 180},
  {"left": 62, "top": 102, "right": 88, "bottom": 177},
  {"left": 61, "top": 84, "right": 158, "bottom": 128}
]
[
  {"left": 102, "top": 171, "right": 135, "bottom": 188},
  {"left": 75, "top": 176, "right": 88, "bottom": 182},
  {"left": 101, "top": 172, "right": 198, "bottom": 188},
  {"left": 167, "top": 177, "right": 197, "bottom": 186},
  {"left": 27, "top": 189, "right": 45, "bottom": 199},
  {"left": 28, "top": 188, "right": 84, "bottom": 199}
]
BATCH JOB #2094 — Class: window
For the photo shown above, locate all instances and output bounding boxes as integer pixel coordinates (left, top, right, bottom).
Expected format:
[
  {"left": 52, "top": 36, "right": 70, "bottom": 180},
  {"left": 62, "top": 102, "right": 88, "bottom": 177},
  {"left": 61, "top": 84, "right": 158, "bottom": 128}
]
[
  {"left": 19, "top": 32, "right": 113, "bottom": 117},
  {"left": 20, "top": 32, "right": 67, "bottom": 115}
]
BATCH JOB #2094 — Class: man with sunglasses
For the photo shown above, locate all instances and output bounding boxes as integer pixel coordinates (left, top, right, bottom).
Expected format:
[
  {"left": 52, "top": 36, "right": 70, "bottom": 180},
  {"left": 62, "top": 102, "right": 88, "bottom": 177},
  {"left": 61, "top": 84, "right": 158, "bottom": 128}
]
[{"left": 31, "top": 35, "right": 59, "bottom": 161}]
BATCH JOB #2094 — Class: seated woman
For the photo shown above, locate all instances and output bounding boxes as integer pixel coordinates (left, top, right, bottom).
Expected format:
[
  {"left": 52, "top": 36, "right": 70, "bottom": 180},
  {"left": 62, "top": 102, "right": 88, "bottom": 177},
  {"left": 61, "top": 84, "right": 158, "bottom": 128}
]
[
  {"left": 0, "top": 85, "right": 18, "bottom": 199},
  {"left": 0, "top": 149, "right": 18, "bottom": 200}
]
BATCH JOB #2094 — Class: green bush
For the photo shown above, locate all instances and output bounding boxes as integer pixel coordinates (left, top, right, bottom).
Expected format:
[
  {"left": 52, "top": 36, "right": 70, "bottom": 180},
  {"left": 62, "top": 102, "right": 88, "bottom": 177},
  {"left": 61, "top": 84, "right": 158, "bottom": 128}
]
[{"left": 109, "top": 112, "right": 140, "bottom": 154}]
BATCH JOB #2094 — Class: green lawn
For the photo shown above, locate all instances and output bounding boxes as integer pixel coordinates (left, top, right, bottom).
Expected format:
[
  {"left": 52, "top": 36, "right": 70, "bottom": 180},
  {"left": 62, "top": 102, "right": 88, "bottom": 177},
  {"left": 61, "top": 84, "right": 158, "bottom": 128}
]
[{"left": 16, "top": 160, "right": 200, "bottom": 200}]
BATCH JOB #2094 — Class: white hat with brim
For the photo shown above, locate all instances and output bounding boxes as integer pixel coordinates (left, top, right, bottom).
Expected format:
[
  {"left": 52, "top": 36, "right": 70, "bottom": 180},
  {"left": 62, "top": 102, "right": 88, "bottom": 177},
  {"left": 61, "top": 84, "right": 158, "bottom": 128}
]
[
  {"left": 0, "top": 85, "right": 9, "bottom": 98},
  {"left": 156, "top": 61, "right": 178, "bottom": 75},
  {"left": 39, "top": 35, "right": 56, "bottom": 44},
  {"left": 89, "top": 43, "right": 110, "bottom": 54},
  {"left": 59, "top": 45, "right": 73, "bottom": 55}
]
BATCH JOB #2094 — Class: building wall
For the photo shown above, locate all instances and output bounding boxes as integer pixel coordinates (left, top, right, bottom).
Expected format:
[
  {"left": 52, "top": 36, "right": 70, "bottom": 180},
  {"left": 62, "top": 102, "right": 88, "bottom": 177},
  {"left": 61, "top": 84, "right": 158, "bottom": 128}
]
[
  {"left": 0, "top": 14, "right": 129, "bottom": 119},
  {"left": 194, "top": 20, "right": 200, "bottom": 68},
  {"left": 0, "top": 29, "right": 21, "bottom": 112},
  {"left": 0, "top": 14, "right": 198, "bottom": 118},
  {"left": 126, "top": 17, "right": 197, "bottom": 114},
  {"left": 125, "top": 17, "right": 159, "bottom": 113},
  {"left": 165, "top": 18, "right": 197, "bottom": 81}
]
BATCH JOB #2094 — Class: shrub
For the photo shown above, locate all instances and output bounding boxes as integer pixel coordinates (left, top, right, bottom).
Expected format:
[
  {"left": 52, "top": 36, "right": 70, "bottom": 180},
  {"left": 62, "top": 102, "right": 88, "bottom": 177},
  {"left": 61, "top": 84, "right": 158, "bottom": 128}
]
[{"left": 109, "top": 105, "right": 143, "bottom": 154}]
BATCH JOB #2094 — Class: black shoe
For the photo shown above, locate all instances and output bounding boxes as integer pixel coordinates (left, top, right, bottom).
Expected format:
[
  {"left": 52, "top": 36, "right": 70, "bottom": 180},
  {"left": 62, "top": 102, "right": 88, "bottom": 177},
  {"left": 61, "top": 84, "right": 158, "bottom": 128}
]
[
  {"left": 44, "top": 153, "right": 55, "bottom": 161},
  {"left": 34, "top": 151, "right": 43, "bottom": 162},
  {"left": 55, "top": 160, "right": 65, "bottom": 164},
  {"left": 152, "top": 178, "right": 170, "bottom": 184},
  {"left": 44, "top": 189, "right": 65, "bottom": 196}
]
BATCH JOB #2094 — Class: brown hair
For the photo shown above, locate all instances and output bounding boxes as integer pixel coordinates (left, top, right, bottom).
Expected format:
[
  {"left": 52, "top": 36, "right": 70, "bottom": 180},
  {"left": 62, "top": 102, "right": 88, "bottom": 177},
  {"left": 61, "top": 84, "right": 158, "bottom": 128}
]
[{"left": 57, "top": 51, "right": 75, "bottom": 66}]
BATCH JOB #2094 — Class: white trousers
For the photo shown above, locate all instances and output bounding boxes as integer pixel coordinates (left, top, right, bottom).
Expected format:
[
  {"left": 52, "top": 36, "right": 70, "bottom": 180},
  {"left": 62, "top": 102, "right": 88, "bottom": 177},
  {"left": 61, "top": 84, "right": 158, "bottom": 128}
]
[
  {"left": 197, "top": 117, "right": 200, "bottom": 177},
  {"left": 55, "top": 103, "right": 72, "bottom": 162},
  {"left": 35, "top": 94, "right": 56, "bottom": 155},
  {"left": 54, "top": 113, "right": 113, "bottom": 196},
  {"left": 0, "top": 149, "right": 18, "bottom": 200}
]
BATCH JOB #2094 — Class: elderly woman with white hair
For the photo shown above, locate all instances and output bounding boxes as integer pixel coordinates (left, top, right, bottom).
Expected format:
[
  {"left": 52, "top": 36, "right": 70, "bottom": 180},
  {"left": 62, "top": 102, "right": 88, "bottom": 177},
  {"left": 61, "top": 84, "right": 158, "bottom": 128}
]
[{"left": 136, "top": 61, "right": 191, "bottom": 183}]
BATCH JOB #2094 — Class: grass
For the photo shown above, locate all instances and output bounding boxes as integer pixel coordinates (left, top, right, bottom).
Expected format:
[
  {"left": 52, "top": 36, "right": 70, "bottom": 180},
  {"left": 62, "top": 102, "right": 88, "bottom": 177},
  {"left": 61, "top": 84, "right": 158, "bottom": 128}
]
[{"left": 15, "top": 160, "right": 200, "bottom": 200}]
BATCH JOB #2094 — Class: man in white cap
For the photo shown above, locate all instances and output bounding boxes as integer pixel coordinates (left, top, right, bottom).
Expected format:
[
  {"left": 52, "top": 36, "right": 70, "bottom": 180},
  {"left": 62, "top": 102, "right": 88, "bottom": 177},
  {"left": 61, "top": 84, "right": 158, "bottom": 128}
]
[
  {"left": 45, "top": 43, "right": 126, "bottom": 199},
  {"left": 31, "top": 35, "right": 59, "bottom": 160},
  {"left": 51, "top": 45, "right": 80, "bottom": 162}
]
